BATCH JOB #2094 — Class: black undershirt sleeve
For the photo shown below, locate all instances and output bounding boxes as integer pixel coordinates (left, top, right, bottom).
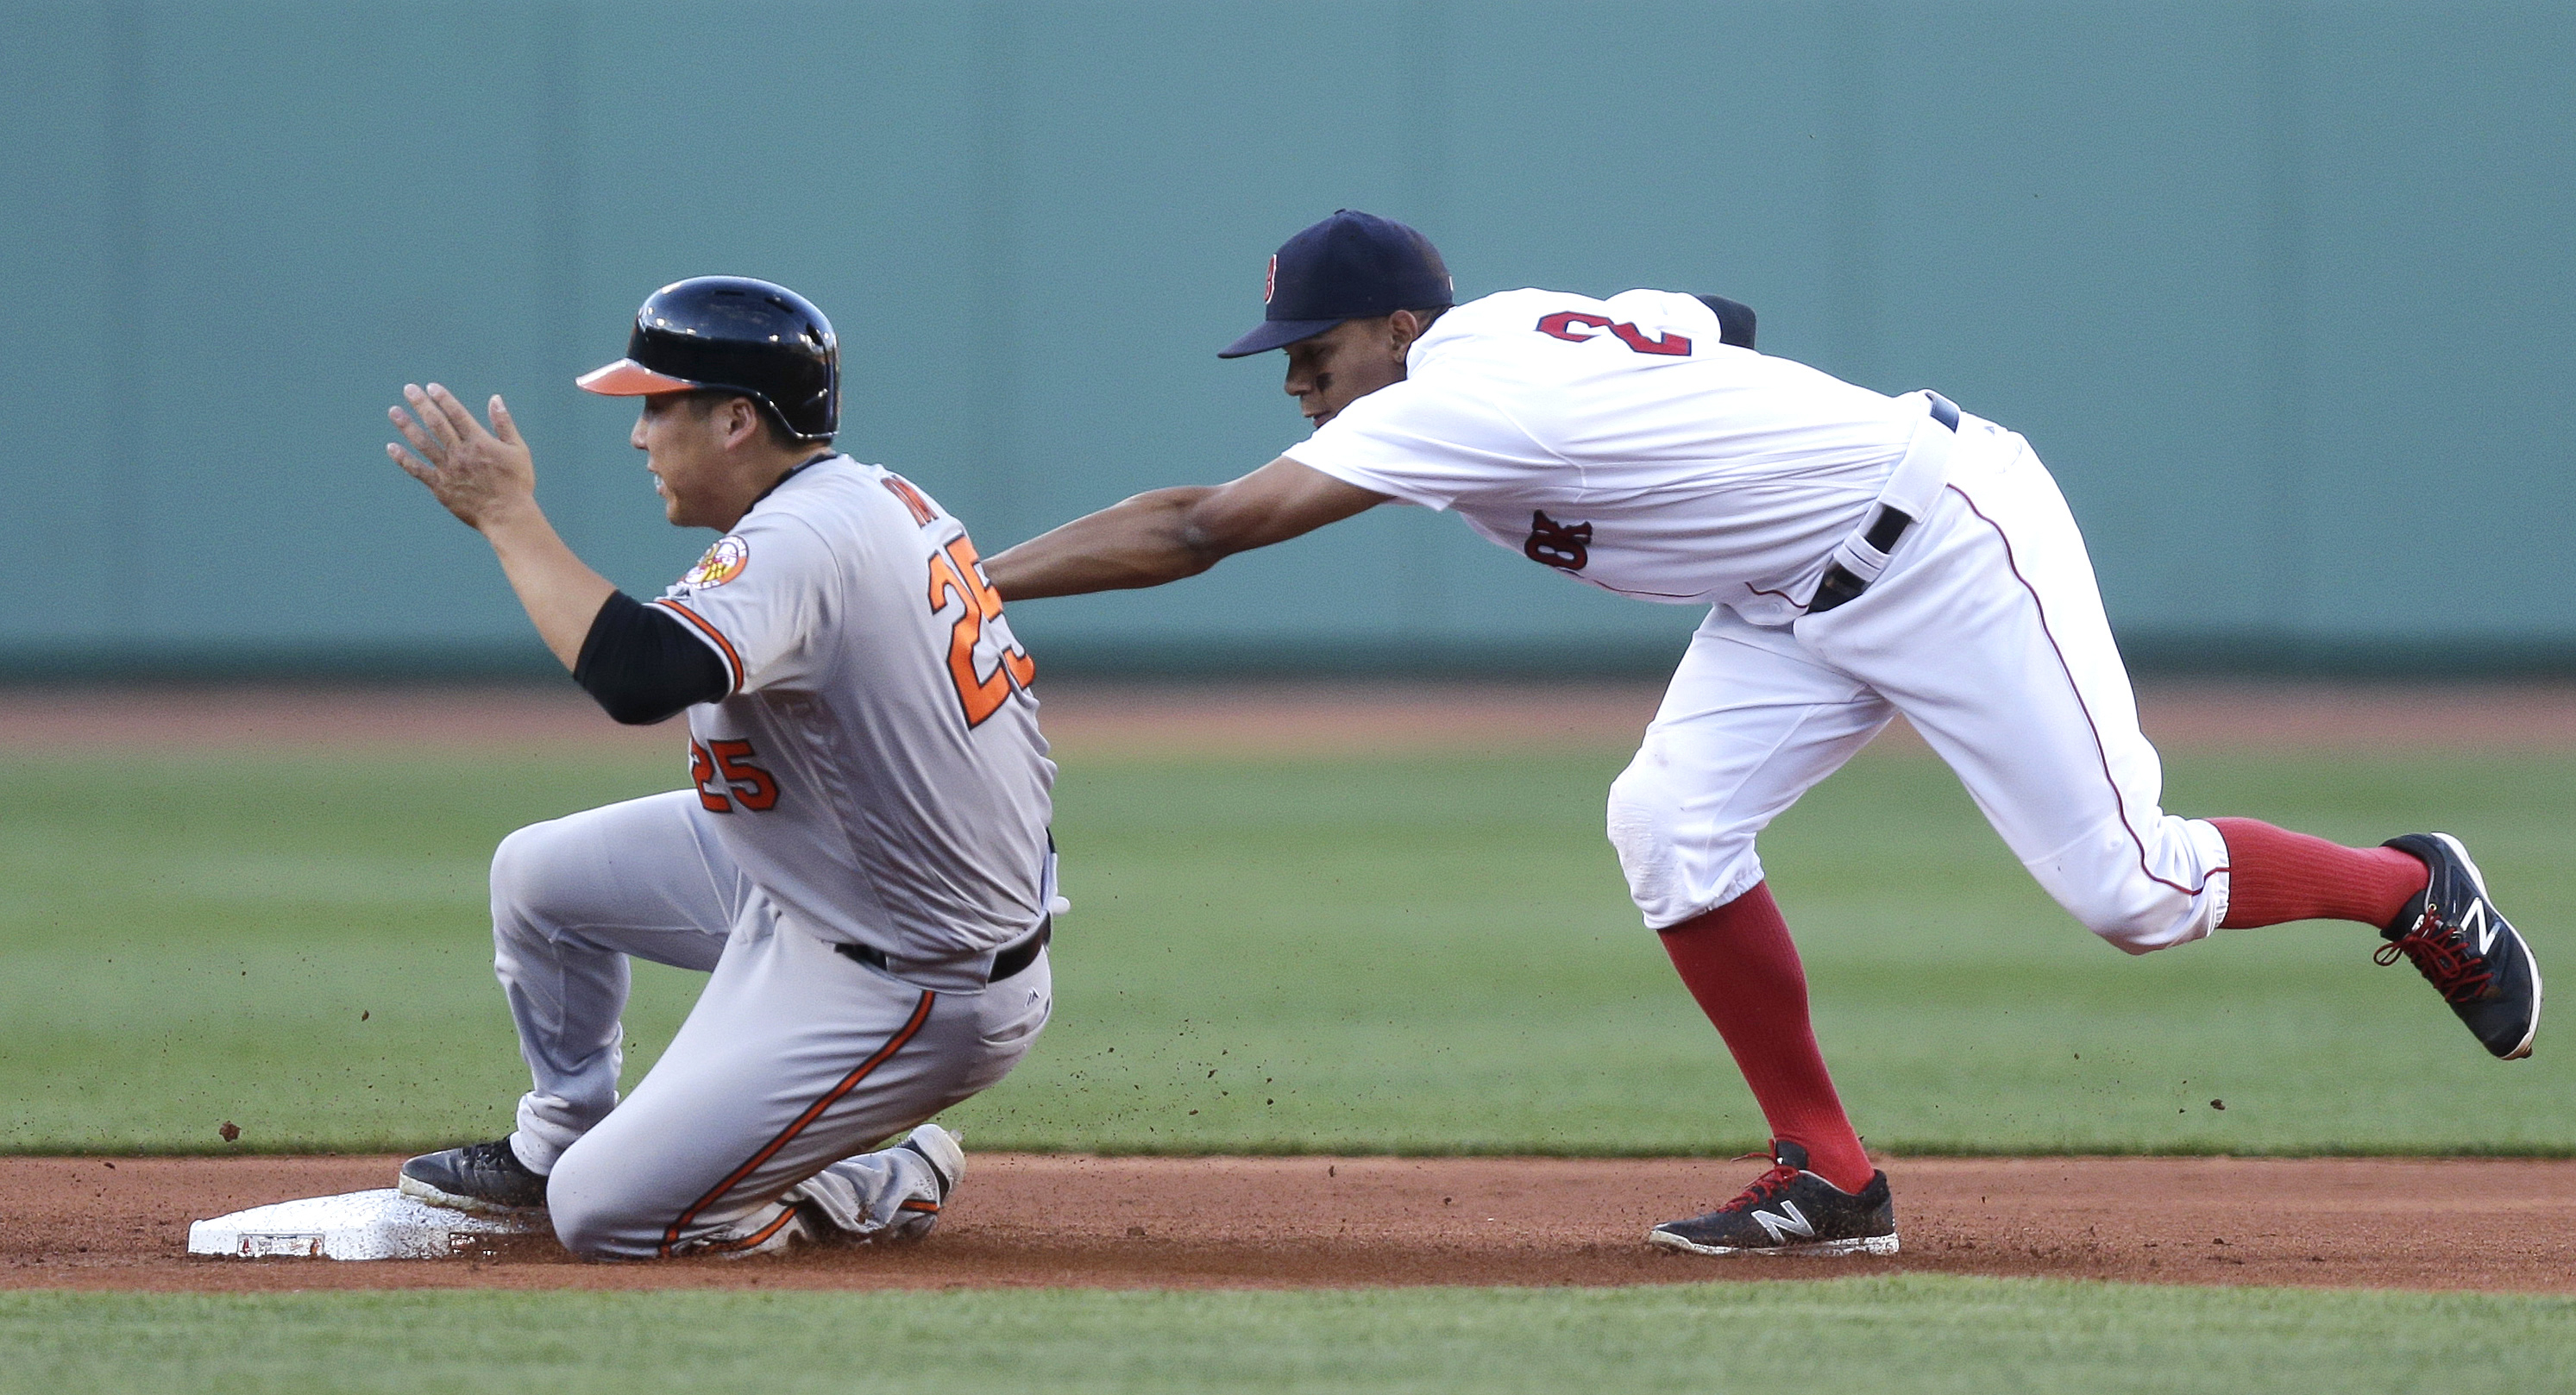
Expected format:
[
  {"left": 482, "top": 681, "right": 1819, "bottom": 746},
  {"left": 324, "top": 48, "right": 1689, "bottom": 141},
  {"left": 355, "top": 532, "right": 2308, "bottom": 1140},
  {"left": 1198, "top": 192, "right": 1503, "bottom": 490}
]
[
  {"left": 1693, "top": 294, "right": 1757, "bottom": 350},
  {"left": 573, "top": 591, "right": 732, "bottom": 725}
]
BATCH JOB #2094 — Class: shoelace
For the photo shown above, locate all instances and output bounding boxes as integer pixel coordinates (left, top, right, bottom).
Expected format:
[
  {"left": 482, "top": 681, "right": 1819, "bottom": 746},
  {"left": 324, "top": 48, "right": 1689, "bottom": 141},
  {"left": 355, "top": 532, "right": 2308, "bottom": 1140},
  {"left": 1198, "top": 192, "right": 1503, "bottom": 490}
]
[
  {"left": 2374, "top": 902, "right": 2497, "bottom": 1003},
  {"left": 1715, "top": 1160, "right": 1806, "bottom": 1214},
  {"left": 467, "top": 1141, "right": 540, "bottom": 1178}
]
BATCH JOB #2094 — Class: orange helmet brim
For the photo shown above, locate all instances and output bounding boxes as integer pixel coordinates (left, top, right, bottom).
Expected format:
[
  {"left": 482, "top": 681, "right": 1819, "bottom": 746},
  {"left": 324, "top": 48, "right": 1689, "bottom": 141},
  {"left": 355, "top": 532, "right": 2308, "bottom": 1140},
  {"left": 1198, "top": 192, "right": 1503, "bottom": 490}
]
[{"left": 575, "top": 359, "right": 700, "bottom": 396}]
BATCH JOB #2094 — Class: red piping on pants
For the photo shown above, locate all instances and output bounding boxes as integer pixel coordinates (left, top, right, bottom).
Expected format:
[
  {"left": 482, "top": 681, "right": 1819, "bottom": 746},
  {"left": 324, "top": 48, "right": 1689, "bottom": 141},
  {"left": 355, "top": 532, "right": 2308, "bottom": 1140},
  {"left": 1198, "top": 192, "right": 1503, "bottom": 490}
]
[
  {"left": 1943, "top": 482, "right": 2224, "bottom": 901},
  {"left": 658, "top": 989, "right": 937, "bottom": 1256}
]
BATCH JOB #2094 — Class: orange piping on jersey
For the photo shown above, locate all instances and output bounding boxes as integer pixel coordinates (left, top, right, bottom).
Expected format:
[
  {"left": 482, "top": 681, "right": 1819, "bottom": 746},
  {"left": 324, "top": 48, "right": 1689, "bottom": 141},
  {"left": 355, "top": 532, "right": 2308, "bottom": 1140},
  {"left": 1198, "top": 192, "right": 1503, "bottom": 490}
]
[
  {"left": 651, "top": 598, "right": 746, "bottom": 695},
  {"left": 657, "top": 990, "right": 937, "bottom": 1257}
]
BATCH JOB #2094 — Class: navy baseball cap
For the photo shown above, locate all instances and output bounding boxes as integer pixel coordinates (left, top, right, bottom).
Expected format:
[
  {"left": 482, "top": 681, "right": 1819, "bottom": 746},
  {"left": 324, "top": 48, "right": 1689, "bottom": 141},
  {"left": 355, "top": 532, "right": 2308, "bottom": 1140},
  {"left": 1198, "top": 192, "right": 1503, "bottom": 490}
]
[{"left": 1218, "top": 210, "right": 1454, "bottom": 358}]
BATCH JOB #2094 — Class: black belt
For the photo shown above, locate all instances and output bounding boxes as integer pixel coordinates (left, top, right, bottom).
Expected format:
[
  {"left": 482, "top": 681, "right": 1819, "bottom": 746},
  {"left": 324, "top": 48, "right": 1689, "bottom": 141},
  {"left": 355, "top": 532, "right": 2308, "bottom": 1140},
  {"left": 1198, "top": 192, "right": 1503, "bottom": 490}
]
[
  {"left": 833, "top": 917, "right": 1051, "bottom": 983},
  {"left": 1806, "top": 392, "right": 1960, "bottom": 616}
]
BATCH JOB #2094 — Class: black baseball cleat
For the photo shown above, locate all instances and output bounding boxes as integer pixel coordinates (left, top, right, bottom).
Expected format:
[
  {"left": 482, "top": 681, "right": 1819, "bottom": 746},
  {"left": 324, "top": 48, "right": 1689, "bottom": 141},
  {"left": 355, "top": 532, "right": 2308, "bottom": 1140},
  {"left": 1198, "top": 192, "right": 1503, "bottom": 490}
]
[
  {"left": 1648, "top": 1141, "right": 1898, "bottom": 1257},
  {"left": 398, "top": 1138, "right": 550, "bottom": 1215},
  {"left": 2378, "top": 833, "right": 2541, "bottom": 1060}
]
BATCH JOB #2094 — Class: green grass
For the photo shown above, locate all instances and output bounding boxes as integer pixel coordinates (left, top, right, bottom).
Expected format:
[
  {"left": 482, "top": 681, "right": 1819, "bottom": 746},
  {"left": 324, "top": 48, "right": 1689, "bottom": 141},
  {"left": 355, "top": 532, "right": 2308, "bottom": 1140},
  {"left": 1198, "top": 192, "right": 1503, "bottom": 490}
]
[
  {"left": 0, "top": 744, "right": 2567, "bottom": 1154},
  {"left": 0, "top": 1278, "right": 2568, "bottom": 1393}
]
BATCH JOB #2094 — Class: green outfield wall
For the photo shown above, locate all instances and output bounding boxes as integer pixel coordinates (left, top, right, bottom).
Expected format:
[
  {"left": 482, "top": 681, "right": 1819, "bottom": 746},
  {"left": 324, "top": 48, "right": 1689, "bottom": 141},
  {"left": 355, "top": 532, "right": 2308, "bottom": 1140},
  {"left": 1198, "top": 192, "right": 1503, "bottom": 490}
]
[{"left": 3, "top": 0, "right": 2570, "bottom": 676}]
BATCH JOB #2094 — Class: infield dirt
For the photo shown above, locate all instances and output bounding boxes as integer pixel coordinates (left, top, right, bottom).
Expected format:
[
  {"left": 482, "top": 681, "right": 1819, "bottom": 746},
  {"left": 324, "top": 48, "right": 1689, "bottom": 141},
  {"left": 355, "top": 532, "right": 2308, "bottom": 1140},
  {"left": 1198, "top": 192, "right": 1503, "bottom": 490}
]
[
  {"left": 7, "top": 682, "right": 2571, "bottom": 1297},
  {"left": 5, "top": 1153, "right": 2574, "bottom": 1294}
]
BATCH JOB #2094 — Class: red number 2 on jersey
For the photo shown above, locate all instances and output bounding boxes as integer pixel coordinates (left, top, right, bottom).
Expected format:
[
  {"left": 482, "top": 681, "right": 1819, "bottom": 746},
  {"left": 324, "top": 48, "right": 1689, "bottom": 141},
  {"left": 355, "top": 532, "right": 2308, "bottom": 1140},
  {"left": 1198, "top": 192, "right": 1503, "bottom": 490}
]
[
  {"left": 927, "top": 534, "right": 1036, "bottom": 727},
  {"left": 1536, "top": 310, "right": 1693, "bottom": 356}
]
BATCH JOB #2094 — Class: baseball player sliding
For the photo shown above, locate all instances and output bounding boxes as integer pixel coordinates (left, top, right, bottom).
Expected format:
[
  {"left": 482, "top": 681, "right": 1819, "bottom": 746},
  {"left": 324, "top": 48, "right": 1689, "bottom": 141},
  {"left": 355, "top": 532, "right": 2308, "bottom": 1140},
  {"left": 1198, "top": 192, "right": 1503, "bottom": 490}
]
[
  {"left": 383, "top": 277, "right": 1056, "bottom": 1259},
  {"left": 985, "top": 211, "right": 2541, "bottom": 1258}
]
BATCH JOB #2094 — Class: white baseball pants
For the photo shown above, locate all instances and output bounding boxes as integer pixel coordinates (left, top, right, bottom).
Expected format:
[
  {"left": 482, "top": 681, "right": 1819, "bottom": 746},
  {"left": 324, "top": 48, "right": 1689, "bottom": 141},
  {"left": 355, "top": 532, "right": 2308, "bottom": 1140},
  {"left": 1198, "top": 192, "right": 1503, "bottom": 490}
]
[
  {"left": 487, "top": 789, "right": 1052, "bottom": 1258},
  {"left": 1608, "top": 417, "right": 2232, "bottom": 952}
]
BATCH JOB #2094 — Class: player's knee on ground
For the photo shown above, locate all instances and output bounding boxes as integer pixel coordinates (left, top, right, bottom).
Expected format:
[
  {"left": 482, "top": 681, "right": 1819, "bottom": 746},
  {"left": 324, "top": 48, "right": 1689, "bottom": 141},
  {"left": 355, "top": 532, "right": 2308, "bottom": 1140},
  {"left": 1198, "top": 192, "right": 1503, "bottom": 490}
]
[
  {"left": 1606, "top": 758, "right": 1762, "bottom": 928},
  {"left": 543, "top": 1147, "right": 667, "bottom": 1260}
]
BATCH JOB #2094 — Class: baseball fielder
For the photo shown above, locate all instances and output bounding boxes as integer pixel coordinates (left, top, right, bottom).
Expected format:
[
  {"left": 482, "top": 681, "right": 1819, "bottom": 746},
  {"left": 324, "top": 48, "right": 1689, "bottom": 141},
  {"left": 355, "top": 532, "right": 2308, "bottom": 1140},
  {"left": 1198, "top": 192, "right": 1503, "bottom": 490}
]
[
  {"left": 384, "top": 276, "right": 1056, "bottom": 1259},
  {"left": 984, "top": 211, "right": 2541, "bottom": 1257}
]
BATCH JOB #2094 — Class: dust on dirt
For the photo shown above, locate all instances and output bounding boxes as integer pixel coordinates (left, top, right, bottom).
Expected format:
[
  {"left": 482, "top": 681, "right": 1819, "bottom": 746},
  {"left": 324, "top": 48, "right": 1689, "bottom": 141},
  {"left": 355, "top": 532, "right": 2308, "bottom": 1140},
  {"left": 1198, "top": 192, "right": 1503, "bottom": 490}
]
[{"left": 6, "top": 1153, "right": 2572, "bottom": 1294}]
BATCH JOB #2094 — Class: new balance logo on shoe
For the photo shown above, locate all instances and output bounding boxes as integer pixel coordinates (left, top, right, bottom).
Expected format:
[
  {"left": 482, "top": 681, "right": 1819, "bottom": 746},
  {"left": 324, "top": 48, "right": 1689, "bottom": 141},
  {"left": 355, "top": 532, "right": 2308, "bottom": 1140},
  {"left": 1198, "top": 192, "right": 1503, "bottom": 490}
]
[
  {"left": 1648, "top": 1142, "right": 1899, "bottom": 1258},
  {"left": 2461, "top": 899, "right": 2497, "bottom": 956},
  {"left": 2377, "top": 833, "right": 2541, "bottom": 1061},
  {"left": 1750, "top": 1203, "right": 1815, "bottom": 1245}
]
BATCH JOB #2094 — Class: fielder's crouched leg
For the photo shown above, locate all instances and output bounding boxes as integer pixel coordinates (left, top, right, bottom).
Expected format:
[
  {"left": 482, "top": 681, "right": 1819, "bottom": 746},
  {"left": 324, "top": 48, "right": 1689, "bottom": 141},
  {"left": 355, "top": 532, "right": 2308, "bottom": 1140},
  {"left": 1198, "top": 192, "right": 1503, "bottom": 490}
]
[{"left": 543, "top": 908, "right": 1050, "bottom": 1260}]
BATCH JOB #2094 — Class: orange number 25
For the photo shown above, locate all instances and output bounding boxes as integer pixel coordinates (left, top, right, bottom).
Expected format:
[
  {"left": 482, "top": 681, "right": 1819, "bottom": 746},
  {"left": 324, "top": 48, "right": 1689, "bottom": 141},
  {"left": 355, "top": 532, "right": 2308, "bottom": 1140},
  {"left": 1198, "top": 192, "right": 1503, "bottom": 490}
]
[
  {"left": 927, "top": 535, "right": 1034, "bottom": 727},
  {"left": 689, "top": 738, "right": 779, "bottom": 813}
]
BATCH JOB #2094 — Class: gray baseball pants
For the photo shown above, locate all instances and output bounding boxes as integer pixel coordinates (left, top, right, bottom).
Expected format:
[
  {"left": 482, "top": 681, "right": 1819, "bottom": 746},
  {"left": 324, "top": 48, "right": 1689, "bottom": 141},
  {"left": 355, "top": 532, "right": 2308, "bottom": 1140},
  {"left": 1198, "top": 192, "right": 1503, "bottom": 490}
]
[{"left": 487, "top": 789, "right": 1052, "bottom": 1259}]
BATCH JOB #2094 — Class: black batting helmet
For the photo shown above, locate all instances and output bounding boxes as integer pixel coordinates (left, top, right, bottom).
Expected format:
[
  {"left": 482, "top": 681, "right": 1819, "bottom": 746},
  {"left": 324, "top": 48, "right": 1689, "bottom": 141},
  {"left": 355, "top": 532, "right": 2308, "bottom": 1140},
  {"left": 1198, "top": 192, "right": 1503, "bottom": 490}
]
[{"left": 577, "top": 276, "right": 839, "bottom": 439}]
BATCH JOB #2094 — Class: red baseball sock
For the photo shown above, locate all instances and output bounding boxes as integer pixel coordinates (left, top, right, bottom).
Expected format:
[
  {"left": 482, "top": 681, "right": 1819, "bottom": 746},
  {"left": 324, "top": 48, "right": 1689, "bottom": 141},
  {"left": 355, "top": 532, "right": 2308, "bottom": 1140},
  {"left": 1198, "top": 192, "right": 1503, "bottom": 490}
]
[
  {"left": 2210, "top": 818, "right": 2429, "bottom": 930},
  {"left": 1656, "top": 883, "right": 1875, "bottom": 1195}
]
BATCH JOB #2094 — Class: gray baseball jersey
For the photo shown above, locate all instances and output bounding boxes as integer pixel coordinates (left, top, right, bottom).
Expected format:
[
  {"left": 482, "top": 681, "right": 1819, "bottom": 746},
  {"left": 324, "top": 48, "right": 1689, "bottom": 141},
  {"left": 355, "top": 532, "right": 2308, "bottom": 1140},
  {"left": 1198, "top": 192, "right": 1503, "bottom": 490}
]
[
  {"left": 485, "top": 455, "right": 1060, "bottom": 1258},
  {"left": 648, "top": 455, "right": 1055, "bottom": 965}
]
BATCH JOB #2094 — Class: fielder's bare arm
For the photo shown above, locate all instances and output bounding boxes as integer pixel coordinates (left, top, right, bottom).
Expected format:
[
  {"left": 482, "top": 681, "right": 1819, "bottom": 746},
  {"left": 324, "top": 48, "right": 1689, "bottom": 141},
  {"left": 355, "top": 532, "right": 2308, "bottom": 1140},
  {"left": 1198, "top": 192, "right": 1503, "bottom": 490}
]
[
  {"left": 988, "top": 211, "right": 2540, "bottom": 1259},
  {"left": 386, "top": 276, "right": 1056, "bottom": 1259}
]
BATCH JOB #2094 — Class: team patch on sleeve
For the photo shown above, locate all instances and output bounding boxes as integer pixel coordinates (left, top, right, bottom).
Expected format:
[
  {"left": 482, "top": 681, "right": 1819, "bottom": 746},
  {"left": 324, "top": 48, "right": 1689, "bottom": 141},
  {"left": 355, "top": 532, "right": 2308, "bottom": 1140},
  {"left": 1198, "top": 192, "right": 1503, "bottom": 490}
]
[{"left": 682, "top": 535, "right": 750, "bottom": 588}]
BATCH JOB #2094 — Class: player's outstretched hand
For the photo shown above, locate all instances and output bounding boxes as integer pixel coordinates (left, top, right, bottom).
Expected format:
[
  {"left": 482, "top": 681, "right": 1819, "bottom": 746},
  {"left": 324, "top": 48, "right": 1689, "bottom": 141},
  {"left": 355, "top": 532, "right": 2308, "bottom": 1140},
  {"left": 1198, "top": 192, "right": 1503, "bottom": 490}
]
[{"left": 387, "top": 384, "right": 538, "bottom": 531}]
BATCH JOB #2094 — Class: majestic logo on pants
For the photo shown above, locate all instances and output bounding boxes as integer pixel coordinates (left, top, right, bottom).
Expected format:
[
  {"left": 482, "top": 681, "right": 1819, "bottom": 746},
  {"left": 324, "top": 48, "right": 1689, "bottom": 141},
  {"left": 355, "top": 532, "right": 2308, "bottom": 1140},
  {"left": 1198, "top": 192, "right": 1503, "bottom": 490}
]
[
  {"left": 1751, "top": 1201, "right": 1815, "bottom": 1245},
  {"left": 1524, "top": 511, "right": 1593, "bottom": 570}
]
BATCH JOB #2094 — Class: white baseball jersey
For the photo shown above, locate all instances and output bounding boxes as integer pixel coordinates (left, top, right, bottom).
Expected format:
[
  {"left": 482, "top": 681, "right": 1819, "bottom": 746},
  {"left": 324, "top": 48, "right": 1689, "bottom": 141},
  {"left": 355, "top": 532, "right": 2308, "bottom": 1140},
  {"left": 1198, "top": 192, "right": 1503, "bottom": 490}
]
[
  {"left": 1285, "top": 288, "right": 1928, "bottom": 625},
  {"left": 646, "top": 455, "right": 1053, "bottom": 961},
  {"left": 1285, "top": 286, "right": 2230, "bottom": 955}
]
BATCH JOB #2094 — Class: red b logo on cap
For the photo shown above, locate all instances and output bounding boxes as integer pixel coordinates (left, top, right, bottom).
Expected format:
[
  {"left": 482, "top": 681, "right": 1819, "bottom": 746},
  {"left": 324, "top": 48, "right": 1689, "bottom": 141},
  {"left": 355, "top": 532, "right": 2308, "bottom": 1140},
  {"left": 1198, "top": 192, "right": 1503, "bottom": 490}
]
[{"left": 1263, "top": 254, "right": 1278, "bottom": 305}]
